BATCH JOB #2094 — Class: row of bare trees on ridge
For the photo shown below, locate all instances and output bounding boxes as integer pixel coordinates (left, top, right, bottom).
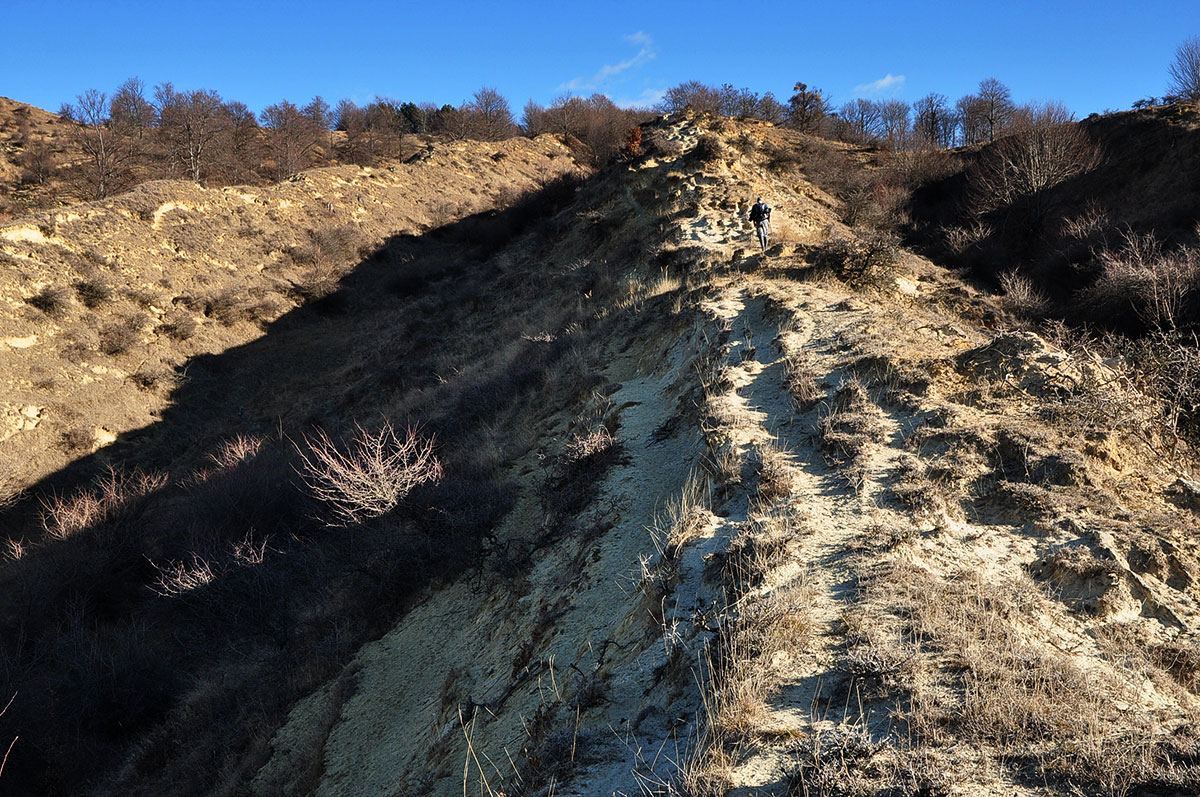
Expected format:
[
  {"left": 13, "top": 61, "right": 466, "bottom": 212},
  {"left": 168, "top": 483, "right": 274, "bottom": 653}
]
[{"left": 21, "top": 35, "right": 1200, "bottom": 206}]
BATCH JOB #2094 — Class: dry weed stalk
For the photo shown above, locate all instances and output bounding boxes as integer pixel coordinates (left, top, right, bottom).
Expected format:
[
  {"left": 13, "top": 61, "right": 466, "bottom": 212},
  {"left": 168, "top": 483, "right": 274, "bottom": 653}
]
[{"left": 297, "top": 420, "right": 442, "bottom": 525}]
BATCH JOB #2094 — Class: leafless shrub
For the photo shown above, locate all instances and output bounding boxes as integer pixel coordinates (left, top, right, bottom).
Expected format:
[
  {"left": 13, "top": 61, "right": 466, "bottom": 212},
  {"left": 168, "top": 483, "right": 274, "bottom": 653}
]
[
  {"left": 690, "top": 134, "right": 726, "bottom": 164},
  {"left": 159, "top": 310, "right": 198, "bottom": 340},
  {"left": 763, "top": 142, "right": 804, "bottom": 174},
  {"left": 1151, "top": 640, "right": 1200, "bottom": 690},
  {"left": 942, "top": 221, "right": 992, "bottom": 255},
  {"left": 231, "top": 532, "right": 271, "bottom": 566},
  {"left": 39, "top": 466, "right": 168, "bottom": 539},
  {"left": 809, "top": 232, "right": 900, "bottom": 289},
  {"left": 98, "top": 315, "right": 144, "bottom": 355},
  {"left": 296, "top": 420, "right": 443, "bottom": 525},
  {"left": 73, "top": 278, "right": 113, "bottom": 308},
  {"left": 564, "top": 426, "right": 614, "bottom": 461},
  {"left": 998, "top": 270, "right": 1050, "bottom": 316},
  {"left": 205, "top": 290, "right": 249, "bottom": 326},
  {"left": 967, "top": 105, "right": 1101, "bottom": 223},
  {"left": 149, "top": 553, "right": 217, "bottom": 597},
  {"left": 129, "top": 366, "right": 180, "bottom": 392},
  {"left": 886, "top": 146, "right": 961, "bottom": 189},
  {"left": 25, "top": 285, "right": 71, "bottom": 316},
  {"left": 1084, "top": 231, "right": 1200, "bottom": 331},
  {"left": 542, "top": 412, "right": 624, "bottom": 520},
  {"left": 0, "top": 472, "right": 23, "bottom": 512},
  {"left": 60, "top": 426, "right": 94, "bottom": 452},
  {"left": 124, "top": 287, "right": 162, "bottom": 309},
  {"left": 210, "top": 434, "right": 264, "bottom": 469},
  {"left": 1060, "top": 200, "right": 1110, "bottom": 242},
  {"left": 1122, "top": 330, "right": 1200, "bottom": 450}
]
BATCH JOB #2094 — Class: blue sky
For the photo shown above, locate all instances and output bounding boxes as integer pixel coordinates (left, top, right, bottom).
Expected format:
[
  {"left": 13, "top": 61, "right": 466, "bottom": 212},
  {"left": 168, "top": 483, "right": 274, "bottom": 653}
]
[{"left": 4, "top": 1, "right": 1197, "bottom": 120}]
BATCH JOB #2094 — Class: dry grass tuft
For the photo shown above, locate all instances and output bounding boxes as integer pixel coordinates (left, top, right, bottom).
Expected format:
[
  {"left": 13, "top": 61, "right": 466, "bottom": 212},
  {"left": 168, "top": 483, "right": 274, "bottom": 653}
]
[
  {"left": 782, "top": 350, "right": 825, "bottom": 410},
  {"left": 861, "top": 560, "right": 1200, "bottom": 793},
  {"left": 818, "top": 376, "right": 887, "bottom": 489}
]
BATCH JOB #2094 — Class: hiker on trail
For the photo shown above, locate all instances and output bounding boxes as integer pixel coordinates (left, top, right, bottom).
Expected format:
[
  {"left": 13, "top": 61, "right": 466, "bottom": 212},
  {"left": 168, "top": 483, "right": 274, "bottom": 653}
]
[{"left": 748, "top": 196, "right": 772, "bottom": 252}]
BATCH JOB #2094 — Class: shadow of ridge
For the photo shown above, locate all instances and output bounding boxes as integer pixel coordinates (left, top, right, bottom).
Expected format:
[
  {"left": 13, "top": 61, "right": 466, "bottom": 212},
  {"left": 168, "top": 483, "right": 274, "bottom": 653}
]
[{"left": 0, "top": 170, "right": 598, "bottom": 795}]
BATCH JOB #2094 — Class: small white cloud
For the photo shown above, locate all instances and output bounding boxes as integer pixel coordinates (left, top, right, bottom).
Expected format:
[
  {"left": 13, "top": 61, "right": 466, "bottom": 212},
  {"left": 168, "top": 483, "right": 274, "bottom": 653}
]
[
  {"left": 561, "top": 31, "right": 657, "bottom": 93},
  {"left": 852, "top": 74, "right": 906, "bottom": 96},
  {"left": 610, "top": 87, "right": 666, "bottom": 109}
]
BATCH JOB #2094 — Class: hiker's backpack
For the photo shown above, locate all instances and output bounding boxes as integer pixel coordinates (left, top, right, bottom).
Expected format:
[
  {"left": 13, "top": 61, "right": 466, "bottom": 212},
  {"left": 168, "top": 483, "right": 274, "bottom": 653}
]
[{"left": 750, "top": 203, "right": 764, "bottom": 222}]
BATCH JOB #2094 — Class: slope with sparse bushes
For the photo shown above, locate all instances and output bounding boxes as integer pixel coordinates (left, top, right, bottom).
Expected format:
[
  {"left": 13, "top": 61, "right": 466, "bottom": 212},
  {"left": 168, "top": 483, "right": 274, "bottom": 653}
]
[
  {"left": 2, "top": 110, "right": 1200, "bottom": 797},
  {"left": 0, "top": 132, "right": 584, "bottom": 496}
]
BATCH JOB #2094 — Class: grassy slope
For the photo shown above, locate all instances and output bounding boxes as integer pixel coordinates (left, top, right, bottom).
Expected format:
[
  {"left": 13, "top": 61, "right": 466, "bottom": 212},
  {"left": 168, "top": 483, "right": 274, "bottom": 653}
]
[
  {"left": 2, "top": 112, "right": 1199, "bottom": 795},
  {"left": 248, "top": 116, "right": 1200, "bottom": 796},
  {"left": 0, "top": 133, "right": 581, "bottom": 494},
  {"left": 0, "top": 135, "right": 592, "bottom": 794}
]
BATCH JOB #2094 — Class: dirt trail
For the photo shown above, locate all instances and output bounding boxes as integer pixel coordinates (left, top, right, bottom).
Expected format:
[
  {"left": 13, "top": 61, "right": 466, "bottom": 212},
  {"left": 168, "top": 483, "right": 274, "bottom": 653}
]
[{"left": 670, "top": 127, "right": 1200, "bottom": 794}]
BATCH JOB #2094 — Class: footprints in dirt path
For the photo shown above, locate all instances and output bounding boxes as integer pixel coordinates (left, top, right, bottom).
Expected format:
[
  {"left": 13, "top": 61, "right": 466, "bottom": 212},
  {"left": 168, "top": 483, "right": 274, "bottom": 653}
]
[{"left": 707, "top": 288, "right": 890, "bottom": 736}]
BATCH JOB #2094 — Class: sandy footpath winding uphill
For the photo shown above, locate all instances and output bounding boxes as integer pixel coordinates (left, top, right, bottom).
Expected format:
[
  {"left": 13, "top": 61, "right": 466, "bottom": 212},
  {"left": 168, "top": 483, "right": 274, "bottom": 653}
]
[
  {"left": 666, "top": 126, "right": 1200, "bottom": 793},
  {"left": 0, "top": 134, "right": 582, "bottom": 491},
  {"left": 251, "top": 114, "right": 1200, "bottom": 795}
]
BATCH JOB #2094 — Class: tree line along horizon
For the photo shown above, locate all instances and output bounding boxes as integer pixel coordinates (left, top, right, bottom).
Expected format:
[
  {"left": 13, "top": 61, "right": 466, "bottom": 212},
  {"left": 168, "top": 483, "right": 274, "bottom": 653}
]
[{"left": 9, "top": 35, "right": 1200, "bottom": 204}]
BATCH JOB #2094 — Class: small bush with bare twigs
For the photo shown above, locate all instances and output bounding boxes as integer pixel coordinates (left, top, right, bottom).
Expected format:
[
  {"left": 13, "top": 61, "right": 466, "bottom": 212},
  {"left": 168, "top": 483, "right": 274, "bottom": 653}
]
[
  {"left": 1083, "top": 231, "right": 1200, "bottom": 332},
  {"left": 296, "top": 420, "right": 443, "bottom": 525},
  {"left": 808, "top": 231, "right": 901, "bottom": 289},
  {"left": 998, "top": 269, "right": 1050, "bottom": 317},
  {"left": 39, "top": 466, "right": 168, "bottom": 540},
  {"left": 149, "top": 553, "right": 218, "bottom": 597},
  {"left": 24, "top": 285, "right": 71, "bottom": 316}
]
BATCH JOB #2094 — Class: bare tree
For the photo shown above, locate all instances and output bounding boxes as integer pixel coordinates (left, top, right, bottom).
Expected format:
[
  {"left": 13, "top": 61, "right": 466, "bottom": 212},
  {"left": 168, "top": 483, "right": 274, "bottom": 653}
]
[
  {"left": 1168, "top": 36, "right": 1200, "bottom": 101},
  {"left": 543, "top": 94, "right": 589, "bottom": 136},
  {"left": 756, "top": 92, "right": 787, "bottom": 124},
  {"left": 521, "top": 99, "right": 548, "bottom": 134},
  {"left": 523, "top": 93, "right": 650, "bottom": 164},
  {"left": 878, "top": 100, "right": 910, "bottom": 149},
  {"left": 968, "top": 101, "right": 1101, "bottom": 223},
  {"left": 956, "top": 94, "right": 989, "bottom": 145},
  {"left": 838, "top": 99, "right": 883, "bottom": 143},
  {"left": 221, "top": 100, "right": 259, "bottom": 181},
  {"left": 260, "top": 100, "right": 321, "bottom": 178},
  {"left": 155, "top": 83, "right": 226, "bottom": 183},
  {"left": 977, "top": 77, "right": 1015, "bottom": 142},
  {"left": 466, "top": 87, "right": 515, "bottom": 141},
  {"left": 60, "top": 89, "right": 134, "bottom": 199},
  {"left": 660, "top": 80, "right": 722, "bottom": 115},
  {"left": 304, "top": 96, "right": 334, "bottom": 158},
  {"left": 110, "top": 77, "right": 155, "bottom": 166},
  {"left": 718, "top": 84, "right": 760, "bottom": 117},
  {"left": 913, "top": 93, "right": 955, "bottom": 148}
]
